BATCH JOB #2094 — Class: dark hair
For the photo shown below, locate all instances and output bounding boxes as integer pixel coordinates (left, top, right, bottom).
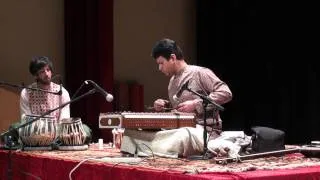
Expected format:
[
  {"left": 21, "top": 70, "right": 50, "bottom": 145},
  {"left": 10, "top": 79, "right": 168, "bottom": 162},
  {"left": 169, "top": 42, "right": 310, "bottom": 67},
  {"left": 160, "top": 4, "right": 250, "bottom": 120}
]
[
  {"left": 29, "top": 56, "right": 53, "bottom": 76},
  {"left": 151, "top": 38, "right": 184, "bottom": 60}
]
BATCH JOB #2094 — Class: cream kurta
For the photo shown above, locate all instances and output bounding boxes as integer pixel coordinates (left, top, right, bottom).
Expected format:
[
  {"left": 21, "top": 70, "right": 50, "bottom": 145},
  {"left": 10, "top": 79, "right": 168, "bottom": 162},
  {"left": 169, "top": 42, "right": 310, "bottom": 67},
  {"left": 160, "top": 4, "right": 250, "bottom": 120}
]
[
  {"left": 169, "top": 65, "right": 232, "bottom": 132},
  {"left": 121, "top": 65, "right": 232, "bottom": 158},
  {"left": 20, "top": 82, "right": 71, "bottom": 122}
]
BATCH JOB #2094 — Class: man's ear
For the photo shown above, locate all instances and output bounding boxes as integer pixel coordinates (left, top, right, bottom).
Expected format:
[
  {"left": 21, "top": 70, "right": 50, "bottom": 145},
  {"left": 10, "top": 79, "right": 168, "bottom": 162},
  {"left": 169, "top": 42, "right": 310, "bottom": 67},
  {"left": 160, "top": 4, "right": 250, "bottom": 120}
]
[{"left": 170, "top": 54, "right": 177, "bottom": 61}]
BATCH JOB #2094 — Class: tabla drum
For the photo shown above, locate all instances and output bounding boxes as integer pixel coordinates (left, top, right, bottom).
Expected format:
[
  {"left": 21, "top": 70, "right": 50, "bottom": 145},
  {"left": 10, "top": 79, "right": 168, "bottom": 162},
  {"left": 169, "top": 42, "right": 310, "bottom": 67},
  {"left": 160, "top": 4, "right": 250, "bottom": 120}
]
[
  {"left": 19, "top": 115, "right": 57, "bottom": 150},
  {"left": 58, "top": 117, "right": 89, "bottom": 150}
]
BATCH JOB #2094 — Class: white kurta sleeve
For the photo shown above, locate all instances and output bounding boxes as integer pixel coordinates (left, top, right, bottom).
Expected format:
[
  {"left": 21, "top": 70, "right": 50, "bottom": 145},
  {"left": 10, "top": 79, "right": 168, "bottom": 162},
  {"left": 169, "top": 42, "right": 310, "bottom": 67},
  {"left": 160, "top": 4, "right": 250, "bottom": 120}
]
[
  {"left": 20, "top": 88, "right": 31, "bottom": 121},
  {"left": 59, "top": 87, "right": 71, "bottom": 120}
]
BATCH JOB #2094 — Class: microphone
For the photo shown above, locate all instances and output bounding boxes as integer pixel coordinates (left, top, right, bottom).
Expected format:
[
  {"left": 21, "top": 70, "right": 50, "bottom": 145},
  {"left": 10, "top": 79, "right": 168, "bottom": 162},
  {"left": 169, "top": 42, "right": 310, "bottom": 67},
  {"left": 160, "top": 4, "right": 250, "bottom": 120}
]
[
  {"left": 173, "top": 80, "right": 189, "bottom": 102},
  {"left": 84, "top": 80, "right": 113, "bottom": 102}
]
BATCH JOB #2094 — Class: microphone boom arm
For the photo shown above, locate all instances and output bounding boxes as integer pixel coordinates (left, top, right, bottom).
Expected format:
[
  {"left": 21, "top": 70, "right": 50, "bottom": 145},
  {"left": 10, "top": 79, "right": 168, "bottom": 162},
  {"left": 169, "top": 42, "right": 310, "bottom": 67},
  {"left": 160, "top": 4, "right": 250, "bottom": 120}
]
[{"left": 0, "top": 81, "right": 61, "bottom": 95}]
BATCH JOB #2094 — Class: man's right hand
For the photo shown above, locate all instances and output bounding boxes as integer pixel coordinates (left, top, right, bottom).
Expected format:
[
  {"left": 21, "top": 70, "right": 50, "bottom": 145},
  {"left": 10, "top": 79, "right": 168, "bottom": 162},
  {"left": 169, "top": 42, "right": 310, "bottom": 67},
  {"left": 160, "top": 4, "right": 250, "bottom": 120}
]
[{"left": 153, "top": 99, "right": 169, "bottom": 111}]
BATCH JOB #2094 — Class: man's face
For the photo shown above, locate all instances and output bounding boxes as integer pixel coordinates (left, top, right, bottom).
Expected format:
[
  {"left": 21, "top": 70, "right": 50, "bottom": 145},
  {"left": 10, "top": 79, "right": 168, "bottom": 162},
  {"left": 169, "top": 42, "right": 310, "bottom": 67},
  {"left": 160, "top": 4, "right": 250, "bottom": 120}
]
[
  {"left": 156, "top": 55, "right": 175, "bottom": 76},
  {"left": 35, "top": 65, "right": 52, "bottom": 85}
]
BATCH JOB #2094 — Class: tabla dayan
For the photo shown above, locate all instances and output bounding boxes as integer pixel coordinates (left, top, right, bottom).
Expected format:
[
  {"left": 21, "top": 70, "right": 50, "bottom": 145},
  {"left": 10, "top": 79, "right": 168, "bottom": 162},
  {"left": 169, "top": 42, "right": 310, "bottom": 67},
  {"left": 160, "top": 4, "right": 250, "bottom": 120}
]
[
  {"left": 19, "top": 115, "right": 57, "bottom": 150},
  {"left": 58, "top": 117, "right": 89, "bottom": 150}
]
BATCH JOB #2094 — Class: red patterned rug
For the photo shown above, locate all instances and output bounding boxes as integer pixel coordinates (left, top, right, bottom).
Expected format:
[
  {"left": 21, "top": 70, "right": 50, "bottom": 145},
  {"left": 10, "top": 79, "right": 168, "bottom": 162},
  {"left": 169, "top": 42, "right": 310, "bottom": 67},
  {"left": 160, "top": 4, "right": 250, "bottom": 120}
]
[{"left": 20, "top": 144, "right": 320, "bottom": 174}]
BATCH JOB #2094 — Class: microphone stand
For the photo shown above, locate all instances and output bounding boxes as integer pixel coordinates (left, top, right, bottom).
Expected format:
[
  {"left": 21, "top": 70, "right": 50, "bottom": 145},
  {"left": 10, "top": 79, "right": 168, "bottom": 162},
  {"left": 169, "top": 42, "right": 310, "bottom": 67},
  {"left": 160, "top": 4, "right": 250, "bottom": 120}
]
[
  {"left": 0, "top": 81, "right": 61, "bottom": 95},
  {"left": 186, "top": 88, "right": 224, "bottom": 160},
  {"left": 0, "top": 88, "right": 97, "bottom": 180}
]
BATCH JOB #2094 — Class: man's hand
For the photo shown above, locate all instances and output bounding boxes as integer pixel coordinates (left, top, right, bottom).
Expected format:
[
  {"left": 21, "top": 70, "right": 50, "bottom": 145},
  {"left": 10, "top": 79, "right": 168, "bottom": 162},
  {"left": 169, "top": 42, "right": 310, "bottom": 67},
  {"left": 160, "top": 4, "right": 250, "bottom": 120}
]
[
  {"left": 176, "top": 99, "right": 199, "bottom": 113},
  {"left": 153, "top": 99, "right": 169, "bottom": 111}
]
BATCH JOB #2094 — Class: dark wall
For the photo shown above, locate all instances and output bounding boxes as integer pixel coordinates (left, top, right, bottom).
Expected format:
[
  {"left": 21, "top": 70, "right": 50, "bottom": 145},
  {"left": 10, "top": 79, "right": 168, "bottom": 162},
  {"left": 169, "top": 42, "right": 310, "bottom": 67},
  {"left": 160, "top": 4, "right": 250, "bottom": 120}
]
[{"left": 196, "top": 0, "right": 319, "bottom": 144}]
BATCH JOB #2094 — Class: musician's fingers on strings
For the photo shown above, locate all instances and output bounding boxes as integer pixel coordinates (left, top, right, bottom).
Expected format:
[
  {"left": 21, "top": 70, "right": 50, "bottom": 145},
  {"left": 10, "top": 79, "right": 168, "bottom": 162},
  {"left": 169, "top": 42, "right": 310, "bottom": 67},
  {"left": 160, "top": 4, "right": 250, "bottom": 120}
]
[
  {"left": 171, "top": 109, "right": 179, "bottom": 113},
  {"left": 153, "top": 99, "right": 169, "bottom": 111},
  {"left": 154, "top": 105, "right": 163, "bottom": 111},
  {"left": 146, "top": 106, "right": 175, "bottom": 112}
]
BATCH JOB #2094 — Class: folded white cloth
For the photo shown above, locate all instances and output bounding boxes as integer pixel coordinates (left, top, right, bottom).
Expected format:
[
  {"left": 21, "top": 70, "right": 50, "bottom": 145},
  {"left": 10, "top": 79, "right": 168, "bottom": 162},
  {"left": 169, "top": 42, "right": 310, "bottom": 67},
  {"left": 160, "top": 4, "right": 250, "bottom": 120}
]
[
  {"left": 208, "top": 139, "right": 241, "bottom": 158},
  {"left": 121, "top": 127, "right": 207, "bottom": 158},
  {"left": 207, "top": 131, "right": 252, "bottom": 158}
]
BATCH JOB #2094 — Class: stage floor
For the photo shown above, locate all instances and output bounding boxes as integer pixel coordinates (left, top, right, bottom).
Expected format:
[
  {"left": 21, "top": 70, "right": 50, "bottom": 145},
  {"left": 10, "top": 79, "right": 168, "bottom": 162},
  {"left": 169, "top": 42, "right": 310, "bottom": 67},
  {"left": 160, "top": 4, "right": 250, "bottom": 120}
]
[{"left": 1, "top": 144, "right": 320, "bottom": 180}]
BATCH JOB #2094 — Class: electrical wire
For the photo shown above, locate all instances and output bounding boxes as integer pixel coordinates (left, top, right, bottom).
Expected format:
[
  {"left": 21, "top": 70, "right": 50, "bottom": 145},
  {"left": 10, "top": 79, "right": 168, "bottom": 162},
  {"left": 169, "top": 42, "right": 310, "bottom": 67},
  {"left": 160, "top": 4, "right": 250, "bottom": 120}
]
[
  {"left": 20, "top": 171, "right": 42, "bottom": 180},
  {"left": 68, "top": 154, "right": 151, "bottom": 180},
  {"left": 69, "top": 157, "right": 97, "bottom": 180}
]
